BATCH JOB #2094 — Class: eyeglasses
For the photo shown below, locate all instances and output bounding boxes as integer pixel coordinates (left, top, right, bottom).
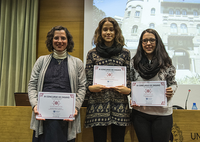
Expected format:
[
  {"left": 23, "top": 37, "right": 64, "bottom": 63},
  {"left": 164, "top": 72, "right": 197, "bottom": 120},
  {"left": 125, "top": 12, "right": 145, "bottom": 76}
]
[{"left": 141, "top": 38, "right": 157, "bottom": 44}]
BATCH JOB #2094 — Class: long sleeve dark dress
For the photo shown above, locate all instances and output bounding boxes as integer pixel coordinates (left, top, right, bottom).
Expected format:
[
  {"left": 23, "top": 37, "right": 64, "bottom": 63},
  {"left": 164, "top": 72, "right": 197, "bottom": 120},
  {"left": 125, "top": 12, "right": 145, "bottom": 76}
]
[{"left": 85, "top": 48, "right": 131, "bottom": 128}]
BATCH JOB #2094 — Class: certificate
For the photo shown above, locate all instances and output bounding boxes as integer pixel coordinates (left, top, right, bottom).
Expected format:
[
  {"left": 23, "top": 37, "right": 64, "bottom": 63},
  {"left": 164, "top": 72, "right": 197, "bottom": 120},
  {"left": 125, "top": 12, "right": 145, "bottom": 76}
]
[
  {"left": 36, "top": 92, "right": 76, "bottom": 120},
  {"left": 93, "top": 65, "right": 126, "bottom": 87},
  {"left": 131, "top": 81, "right": 167, "bottom": 106}
]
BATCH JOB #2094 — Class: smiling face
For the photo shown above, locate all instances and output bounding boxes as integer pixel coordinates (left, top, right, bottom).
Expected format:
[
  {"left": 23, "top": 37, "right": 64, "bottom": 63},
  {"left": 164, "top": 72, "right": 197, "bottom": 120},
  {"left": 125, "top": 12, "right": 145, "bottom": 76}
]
[
  {"left": 142, "top": 32, "right": 157, "bottom": 59},
  {"left": 101, "top": 21, "right": 115, "bottom": 47},
  {"left": 53, "top": 30, "right": 68, "bottom": 52}
]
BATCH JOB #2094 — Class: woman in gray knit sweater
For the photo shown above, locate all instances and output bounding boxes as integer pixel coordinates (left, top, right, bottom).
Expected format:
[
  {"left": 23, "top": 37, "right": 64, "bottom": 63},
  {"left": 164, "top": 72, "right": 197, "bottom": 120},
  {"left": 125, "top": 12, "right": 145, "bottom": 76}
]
[{"left": 28, "top": 26, "right": 86, "bottom": 142}]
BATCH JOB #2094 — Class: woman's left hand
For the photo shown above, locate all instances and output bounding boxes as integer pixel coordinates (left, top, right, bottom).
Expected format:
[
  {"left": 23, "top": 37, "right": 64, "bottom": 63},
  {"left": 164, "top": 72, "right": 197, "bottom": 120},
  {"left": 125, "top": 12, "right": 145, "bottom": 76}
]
[
  {"left": 110, "top": 86, "right": 131, "bottom": 95},
  {"left": 130, "top": 99, "right": 140, "bottom": 108},
  {"left": 74, "top": 109, "right": 78, "bottom": 117},
  {"left": 166, "top": 87, "right": 174, "bottom": 98},
  {"left": 63, "top": 109, "right": 78, "bottom": 121}
]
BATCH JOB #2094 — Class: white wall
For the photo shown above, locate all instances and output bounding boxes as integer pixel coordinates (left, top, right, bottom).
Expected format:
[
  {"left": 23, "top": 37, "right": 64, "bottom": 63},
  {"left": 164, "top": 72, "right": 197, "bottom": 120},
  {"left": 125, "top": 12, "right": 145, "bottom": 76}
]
[
  {"left": 173, "top": 85, "right": 200, "bottom": 110},
  {"left": 83, "top": 0, "right": 93, "bottom": 64}
]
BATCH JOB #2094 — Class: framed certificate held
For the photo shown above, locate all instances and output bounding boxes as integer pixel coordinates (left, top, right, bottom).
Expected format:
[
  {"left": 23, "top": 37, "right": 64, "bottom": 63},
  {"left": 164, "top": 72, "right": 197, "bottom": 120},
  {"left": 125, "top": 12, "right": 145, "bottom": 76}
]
[
  {"left": 131, "top": 81, "right": 167, "bottom": 106},
  {"left": 93, "top": 65, "right": 126, "bottom": 87},
  {"left": 36, "top": 92, "right": 76, "bottom": 120}
]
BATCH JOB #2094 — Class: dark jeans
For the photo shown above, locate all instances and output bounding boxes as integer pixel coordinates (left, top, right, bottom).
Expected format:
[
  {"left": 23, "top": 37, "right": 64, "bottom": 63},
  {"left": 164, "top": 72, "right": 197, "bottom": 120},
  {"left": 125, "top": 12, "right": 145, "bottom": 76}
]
[
  {"left": 93, "top": 124, "right": 126, "bottom": 142},
  {"left": 132, "top": 109, "right": 173, "bottom": 142},
  {"left": 32, "top": 120, "right": 68, "bottom": 142}
]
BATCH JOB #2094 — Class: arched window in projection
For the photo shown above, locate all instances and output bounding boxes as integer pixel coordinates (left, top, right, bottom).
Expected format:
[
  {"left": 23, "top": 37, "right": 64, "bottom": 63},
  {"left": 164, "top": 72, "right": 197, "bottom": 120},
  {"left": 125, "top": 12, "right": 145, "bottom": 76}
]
[
  {"left": 149, "top": 23, "right": 155, "bottom": 29},
  {"left": 127, "top": 11, "right": 131, "bottom": 18},
  {"left": 169, "top": 9, "right": 174, "bottom": 15},
  {"left": 151, "top": 8, "right": 155, "bottom": 15},
  {"left": 171, "top": 23, "right": 178, "bottom": 33},
  {"left": 197, "top": 24, "right": 200, "bottom": 34},
  {"left": 193, "top": 10, "right": 198, "bottom": 16},
  {"left": 182, "top": 9, "right": 187, "bottom": 15},
  {"left": 175, "top": 9, "right": 181, "bottom": 15},
  {"left": 172, "top": 49, "right": 190, "bottom": 70},
  {"left": 135, "top": 11, "right": 140, "bottom": 17},
  {"left": 131, "top": 25, "right": 138, "bottom": 34},
  {"left": 180, "top": 24, "right": 187, "bottom": 34}
]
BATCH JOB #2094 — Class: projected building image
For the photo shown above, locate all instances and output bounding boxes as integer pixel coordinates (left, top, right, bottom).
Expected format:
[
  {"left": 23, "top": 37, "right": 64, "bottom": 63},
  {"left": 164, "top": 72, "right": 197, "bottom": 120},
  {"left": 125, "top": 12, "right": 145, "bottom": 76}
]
[{"left": 93, "top": 0, "right": 200, "bottom": 84}]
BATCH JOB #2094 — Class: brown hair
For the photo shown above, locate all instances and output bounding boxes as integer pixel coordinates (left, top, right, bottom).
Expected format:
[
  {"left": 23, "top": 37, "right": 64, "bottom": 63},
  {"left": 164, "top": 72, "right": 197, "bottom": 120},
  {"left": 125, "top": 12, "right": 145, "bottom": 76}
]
[
  {"left": 133, "top": 29, "right": 172, "bottom": 69},
  {"left": 45, "top": 26, "right": 74, "bottom": 52},
  {"left": 93, "top": 17, "right": 125, "bottom": 47}
]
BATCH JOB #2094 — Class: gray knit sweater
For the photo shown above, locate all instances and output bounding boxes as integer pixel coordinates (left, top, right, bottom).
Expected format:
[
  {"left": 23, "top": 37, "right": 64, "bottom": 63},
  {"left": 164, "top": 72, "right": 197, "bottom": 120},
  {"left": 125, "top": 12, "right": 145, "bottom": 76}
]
[{"left": 28, "top": 53, "right": 86, "bottom": 140}]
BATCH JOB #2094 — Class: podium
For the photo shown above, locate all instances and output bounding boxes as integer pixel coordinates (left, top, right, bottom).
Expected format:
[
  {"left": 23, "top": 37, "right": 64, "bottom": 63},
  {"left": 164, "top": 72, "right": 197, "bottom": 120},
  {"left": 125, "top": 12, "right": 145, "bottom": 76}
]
[
  {"left": 172, "top": 110, "right": 200, "bottom": 141},
  {"left": 0, "top": 107, "right": 199, "bottom": 142},
  {"left": 76, "top": 108, "right": 200, "bottom": 142}
]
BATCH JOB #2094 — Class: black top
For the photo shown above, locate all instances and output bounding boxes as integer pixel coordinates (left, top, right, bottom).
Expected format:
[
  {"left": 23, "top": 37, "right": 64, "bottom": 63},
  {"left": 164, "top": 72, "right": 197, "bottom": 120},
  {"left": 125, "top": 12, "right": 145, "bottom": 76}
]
[{"left": 43, "top": 57, "right": 71, "bottom": 93}]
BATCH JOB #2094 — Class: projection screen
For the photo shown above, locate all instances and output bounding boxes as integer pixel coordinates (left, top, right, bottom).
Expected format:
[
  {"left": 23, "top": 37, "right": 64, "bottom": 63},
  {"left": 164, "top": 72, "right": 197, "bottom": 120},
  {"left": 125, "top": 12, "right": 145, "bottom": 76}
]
[{"left": 84, "top": 0, "right": 200, "bottom": 109}]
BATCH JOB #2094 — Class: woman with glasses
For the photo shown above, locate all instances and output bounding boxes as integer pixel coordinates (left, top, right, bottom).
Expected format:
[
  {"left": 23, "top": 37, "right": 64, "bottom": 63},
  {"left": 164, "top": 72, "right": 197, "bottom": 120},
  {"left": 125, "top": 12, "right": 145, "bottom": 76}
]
[{"left": 130, "top": 29, "right": 177, "bottom": 142}]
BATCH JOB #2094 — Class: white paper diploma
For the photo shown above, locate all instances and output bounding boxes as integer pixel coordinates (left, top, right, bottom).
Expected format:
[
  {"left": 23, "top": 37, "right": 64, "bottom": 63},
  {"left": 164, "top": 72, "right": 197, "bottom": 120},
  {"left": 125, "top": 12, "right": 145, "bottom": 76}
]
[
  {"left": 131, "top": 81, "right": 167, "bottom": 106},
  {"left": 36, "top": 92, "right": 76, "bottom": 120},
  {"left": 93, "top": 65, "right": 126, "bottom": 87}
]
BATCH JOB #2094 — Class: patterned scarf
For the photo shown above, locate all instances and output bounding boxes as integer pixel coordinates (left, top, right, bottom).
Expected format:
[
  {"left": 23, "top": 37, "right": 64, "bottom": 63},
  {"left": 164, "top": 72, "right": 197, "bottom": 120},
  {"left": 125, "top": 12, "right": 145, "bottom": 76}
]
[
  {"left": 138, "top": 56, "right": 160, "bottom": 80},
  {"left": 96, "top": 43, "right": 123, "bottom": 58}
]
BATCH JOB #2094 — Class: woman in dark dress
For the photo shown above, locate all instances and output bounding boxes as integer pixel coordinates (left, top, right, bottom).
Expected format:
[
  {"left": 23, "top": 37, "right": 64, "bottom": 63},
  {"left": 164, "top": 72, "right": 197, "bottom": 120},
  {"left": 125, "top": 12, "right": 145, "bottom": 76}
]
[
  {"left": 85, "top": 17, "right": 131, "bottom": 142},
  {"left": 28, "top": 26, "right": 86, "bottom": 142}
]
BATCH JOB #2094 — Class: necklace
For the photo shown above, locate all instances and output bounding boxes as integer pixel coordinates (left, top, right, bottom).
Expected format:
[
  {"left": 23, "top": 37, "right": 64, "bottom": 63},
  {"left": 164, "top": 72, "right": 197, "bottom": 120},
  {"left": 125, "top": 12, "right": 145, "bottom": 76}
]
[{"left": 57, "top": 59, "right": 64, "bottom": 65}]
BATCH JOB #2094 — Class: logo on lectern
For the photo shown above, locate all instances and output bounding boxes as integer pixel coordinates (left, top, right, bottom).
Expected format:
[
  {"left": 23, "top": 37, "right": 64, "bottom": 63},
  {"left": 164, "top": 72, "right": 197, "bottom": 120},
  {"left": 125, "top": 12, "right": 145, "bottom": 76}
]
[{"left": 171, "top": 123, "right": 183, "bottom": 142}]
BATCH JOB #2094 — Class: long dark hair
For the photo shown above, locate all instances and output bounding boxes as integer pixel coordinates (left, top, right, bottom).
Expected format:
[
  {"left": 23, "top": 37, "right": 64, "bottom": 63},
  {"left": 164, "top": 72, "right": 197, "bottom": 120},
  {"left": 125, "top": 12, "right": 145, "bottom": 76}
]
[
  {"left": 93, "top": 17, "right": 125, "bottom": 47},
  {"left": 133, "top": 29, "right": 172, "bottom": 70},
  {"left": 45, "top": 26, "right": 74, "bottom": 52}
]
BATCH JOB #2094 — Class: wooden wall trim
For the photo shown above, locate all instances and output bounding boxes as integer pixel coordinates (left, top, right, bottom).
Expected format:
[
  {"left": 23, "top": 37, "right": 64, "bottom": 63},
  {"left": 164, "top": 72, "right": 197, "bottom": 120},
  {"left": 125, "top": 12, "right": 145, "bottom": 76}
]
[{"left": 37, "top": 0, "right": 84, "bottom": 61}]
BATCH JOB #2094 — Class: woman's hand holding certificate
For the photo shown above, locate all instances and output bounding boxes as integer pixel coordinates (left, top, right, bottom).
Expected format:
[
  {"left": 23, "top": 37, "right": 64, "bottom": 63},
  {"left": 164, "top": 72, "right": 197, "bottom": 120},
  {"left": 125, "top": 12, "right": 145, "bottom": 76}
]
[
  {"left": 63, "top": 109, "right": 78, "bottom": 121},
  {"left": 88, "top": 84, "right": 108, "bottom": 92},
  {"left": 131, "top": 81, "right": 167, "bottom": 106},
  {"left": 165, "top": 87, "right": 174, "bottom": 98},
  {"left": 110, "top": 86, "right": 131, "bottom": 95},
  {"left": 34, "top": 105, "right": 45, "bottom": 121}
]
